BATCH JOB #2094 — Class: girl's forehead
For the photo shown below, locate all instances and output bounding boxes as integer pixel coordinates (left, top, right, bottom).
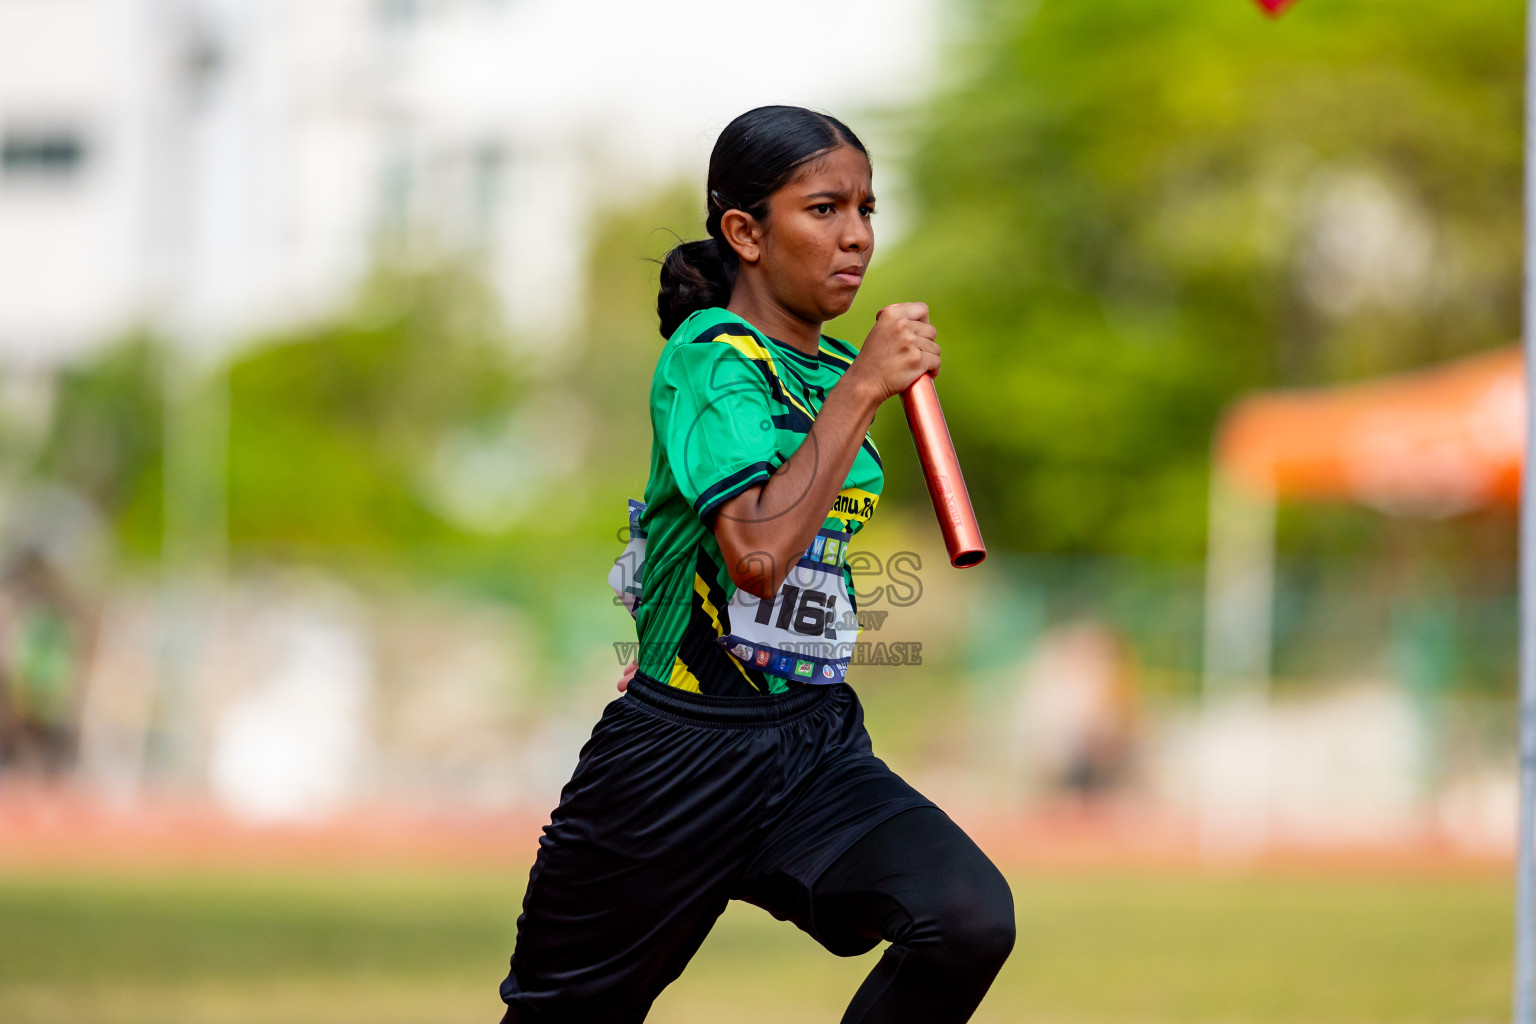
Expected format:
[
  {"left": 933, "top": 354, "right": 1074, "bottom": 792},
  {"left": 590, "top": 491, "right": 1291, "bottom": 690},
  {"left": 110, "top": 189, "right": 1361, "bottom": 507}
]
[{"left": 784, "top": 146, "right": 874, "bottom": 195}]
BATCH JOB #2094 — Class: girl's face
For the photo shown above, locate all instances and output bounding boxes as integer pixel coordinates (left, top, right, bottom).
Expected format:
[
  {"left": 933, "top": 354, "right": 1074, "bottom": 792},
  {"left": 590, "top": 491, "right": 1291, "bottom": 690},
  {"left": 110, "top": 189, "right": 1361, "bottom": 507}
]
[{"left": 753, "top": 144, "right": 876, "bottom": 323}]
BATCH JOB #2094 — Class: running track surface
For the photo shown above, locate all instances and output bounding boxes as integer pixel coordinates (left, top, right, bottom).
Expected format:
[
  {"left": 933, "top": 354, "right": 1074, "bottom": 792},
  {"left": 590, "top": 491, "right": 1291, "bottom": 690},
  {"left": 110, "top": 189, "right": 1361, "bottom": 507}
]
[{"left": 0, "top": 783, "right": 1511, "bottom": 877}]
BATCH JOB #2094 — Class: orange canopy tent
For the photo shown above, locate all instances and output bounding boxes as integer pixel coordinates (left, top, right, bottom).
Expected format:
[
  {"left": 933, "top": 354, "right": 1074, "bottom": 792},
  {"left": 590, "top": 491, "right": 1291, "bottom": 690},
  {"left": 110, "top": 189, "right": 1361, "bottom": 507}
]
[
  {"left": 1197, "top": 345, "right": 1525, "bottom": 858},
  {"left": 1214, "top": 345, "right": 1525, "bottom": 515}
]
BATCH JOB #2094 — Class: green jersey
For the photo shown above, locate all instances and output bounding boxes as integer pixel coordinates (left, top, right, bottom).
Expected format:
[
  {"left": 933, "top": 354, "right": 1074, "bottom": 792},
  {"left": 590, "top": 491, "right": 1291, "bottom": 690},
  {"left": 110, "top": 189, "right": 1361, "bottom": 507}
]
[{"left": 633, "top": 307, "right": 884, "bottom": 696}]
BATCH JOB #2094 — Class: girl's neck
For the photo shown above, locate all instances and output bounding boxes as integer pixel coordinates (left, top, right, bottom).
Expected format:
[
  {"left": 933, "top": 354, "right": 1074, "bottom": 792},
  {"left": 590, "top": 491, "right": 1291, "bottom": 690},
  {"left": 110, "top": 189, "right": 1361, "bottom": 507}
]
[{"left": 726, "top": 281, "right": 821, "bottom": 355}]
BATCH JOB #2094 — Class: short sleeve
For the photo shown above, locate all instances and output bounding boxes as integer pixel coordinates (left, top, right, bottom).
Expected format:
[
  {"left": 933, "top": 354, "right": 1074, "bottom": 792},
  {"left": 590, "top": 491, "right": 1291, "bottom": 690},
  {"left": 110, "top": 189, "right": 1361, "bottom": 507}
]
[{"left": 655, "top": 337, "right": 779, "bottom": 519}]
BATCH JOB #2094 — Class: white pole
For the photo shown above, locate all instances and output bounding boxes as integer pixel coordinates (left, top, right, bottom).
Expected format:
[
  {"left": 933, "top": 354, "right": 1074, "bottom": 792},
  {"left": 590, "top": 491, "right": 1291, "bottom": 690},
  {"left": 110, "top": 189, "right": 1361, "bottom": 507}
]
[
  {"left": 1514, "top": 0, "right": 1536, "bottom": 1019},
  {"left": 1198, "top": 470, "right": 1276, "bottom": 861}
]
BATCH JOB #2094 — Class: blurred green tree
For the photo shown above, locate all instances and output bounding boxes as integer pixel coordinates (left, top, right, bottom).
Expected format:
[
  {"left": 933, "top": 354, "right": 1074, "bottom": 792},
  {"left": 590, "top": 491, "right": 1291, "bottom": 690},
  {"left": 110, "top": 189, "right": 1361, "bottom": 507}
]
[
  {"left": 28, "top": 0, "right": 1526, "bottom": 581},
  {"left": 828, "top": 0, "right": 1521, "bottom": 560},
  {"left": 32, "top": 263, "right": 534, "bottom": 576},
  {"left": 32, "top": 337, "right": 166, "bottom": 558},
  {"left": 226, "top": 262, "right": 523, "bottom": 563}
]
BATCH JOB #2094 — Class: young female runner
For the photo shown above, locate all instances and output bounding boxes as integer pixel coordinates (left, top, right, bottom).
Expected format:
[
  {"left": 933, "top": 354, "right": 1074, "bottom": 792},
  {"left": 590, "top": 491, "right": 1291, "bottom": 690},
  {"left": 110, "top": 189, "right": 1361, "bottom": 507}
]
[{"left": 499, "top": 105, "right": 1014, "bottom": 1024}]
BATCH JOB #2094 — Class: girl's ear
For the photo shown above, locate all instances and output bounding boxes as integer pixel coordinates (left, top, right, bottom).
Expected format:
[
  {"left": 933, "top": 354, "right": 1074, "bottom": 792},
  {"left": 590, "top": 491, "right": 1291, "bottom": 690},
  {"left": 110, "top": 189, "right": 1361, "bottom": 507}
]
[{"left": 720, "top": 209, "right": 763, "bottom": 265}]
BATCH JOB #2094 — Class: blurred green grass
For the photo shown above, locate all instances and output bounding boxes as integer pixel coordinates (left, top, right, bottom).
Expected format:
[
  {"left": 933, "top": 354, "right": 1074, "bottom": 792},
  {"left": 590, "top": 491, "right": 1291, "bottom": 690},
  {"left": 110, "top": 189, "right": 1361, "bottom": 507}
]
[{"left": 0, "top": 866, "right": 1511, "bottom": 1023}]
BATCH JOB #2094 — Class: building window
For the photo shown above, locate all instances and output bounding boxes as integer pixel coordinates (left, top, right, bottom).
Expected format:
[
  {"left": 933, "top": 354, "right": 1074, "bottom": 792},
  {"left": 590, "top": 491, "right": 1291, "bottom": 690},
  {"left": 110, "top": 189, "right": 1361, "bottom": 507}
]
[
  {"left": 377, "top": 0, "right": 417, "bottom": 25},
  {"left": 1, "top": 130, "right": 86, "bottom": 179}
]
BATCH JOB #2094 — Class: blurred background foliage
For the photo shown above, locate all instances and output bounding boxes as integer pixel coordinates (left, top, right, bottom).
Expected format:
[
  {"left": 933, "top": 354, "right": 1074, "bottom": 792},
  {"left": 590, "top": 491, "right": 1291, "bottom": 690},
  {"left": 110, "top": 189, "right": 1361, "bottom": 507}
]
[
  {"left": 830, "top": 0, "right": 1522, "bottom": 563},
  {"left": 7, "top": 0, "right": 1525, "bottom": 675},
  {"left": 22, "top": 0, "right": 1525, "bottom": 567},
  {"left": 226, "top": 264, "right": 524, "bottom": 565}
]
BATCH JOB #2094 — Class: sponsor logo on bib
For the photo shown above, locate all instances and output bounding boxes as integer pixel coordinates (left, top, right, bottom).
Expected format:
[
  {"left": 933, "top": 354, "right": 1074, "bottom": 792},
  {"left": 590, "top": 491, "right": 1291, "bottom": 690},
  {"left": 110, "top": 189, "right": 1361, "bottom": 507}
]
[
  {"left": 754, "top": 649, "right": 771, "bottom": 667},
  {"left": 821, "top": 663, "right": 835, "bottom": 679},
  {"left": 732, "top": 642, "right": 752, "bottom": 661},
  {"left": 794, "top": 659, "right": 814, "bottom": 677},
  {"left": 830, "top": 487, "right": 879, "bottom": 524}
]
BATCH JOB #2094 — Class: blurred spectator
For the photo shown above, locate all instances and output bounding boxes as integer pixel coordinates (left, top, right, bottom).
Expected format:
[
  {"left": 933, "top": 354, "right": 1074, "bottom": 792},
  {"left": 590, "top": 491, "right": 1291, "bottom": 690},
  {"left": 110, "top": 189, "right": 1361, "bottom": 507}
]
[
  {"left": 1009, "top": 620, "right": 1141, "bottom": 806},
  {"left": 0, "top": 547, "right": 92, "bottom": 778}
]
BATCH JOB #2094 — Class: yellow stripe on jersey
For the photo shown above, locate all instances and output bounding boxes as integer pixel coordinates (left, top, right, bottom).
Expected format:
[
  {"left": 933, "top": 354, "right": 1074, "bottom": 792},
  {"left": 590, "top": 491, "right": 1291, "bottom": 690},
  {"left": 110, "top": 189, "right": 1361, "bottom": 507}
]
[
  {"left": 714, "top": 331, "right": 774, "bottom": 364},
  {"left": 667, "top": 655, "right": 703, "bottom": 692},
  {"left": 695, "top": 572, "right": 761, "bottom": 688},
  {"left": 694, "top": 572, "right": 724, "bottom": 636},
  {"left": 714, "top": 334, "right": 817, "bottom": 422},
  {"left": 818, "top": 342, "right": 854, "bottom": 367},
  {"left": 831, "top": 486, "right": 880, "bottom": 524},
  {"left": 812, "top": 342, "right": 879, "bottom": 460}
]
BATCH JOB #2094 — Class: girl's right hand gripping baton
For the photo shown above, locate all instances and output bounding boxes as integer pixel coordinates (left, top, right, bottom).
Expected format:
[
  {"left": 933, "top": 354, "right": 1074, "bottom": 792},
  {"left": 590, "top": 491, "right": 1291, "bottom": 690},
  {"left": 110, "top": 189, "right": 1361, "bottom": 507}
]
[{"left": 900, "top": 373, "right": 987, "bottom": 568}]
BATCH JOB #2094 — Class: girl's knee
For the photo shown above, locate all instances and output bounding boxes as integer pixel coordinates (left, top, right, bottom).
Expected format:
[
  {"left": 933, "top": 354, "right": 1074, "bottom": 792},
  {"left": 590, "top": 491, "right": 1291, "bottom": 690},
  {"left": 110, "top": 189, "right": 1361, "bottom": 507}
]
[
  {"left": 929, "top": 867, "right": 1015, "bottom": 968},
  {"left": 962, "top": 876, "right": 1016, "bottom": 964}
]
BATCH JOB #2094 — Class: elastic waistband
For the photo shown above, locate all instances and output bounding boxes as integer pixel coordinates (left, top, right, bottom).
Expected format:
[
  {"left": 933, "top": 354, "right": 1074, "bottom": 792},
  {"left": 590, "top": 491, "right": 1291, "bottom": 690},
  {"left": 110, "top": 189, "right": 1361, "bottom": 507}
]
[{"left": 626, "top": 670, "right": 836, "bottom": 727}]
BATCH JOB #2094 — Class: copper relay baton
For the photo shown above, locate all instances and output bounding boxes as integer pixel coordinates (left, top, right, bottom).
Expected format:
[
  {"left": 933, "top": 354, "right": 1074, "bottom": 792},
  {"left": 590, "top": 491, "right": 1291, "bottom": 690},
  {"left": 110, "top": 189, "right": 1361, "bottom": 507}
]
[{"left": 900, "top": 373, "right": 987, "bottom": 568}]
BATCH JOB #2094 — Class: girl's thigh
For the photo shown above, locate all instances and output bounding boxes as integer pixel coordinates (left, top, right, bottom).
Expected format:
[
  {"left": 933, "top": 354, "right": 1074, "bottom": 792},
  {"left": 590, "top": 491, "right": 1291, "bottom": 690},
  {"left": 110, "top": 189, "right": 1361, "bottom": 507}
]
[{"left": 501, "top": 698, "right": 776, "bottom": 1019}]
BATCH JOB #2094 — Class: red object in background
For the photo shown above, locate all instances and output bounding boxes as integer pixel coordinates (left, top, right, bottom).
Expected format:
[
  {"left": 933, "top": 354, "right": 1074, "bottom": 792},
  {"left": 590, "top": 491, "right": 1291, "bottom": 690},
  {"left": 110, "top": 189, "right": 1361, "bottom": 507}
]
[{"left": 1252, "top": 0, "right": 1299, "bottom": 14}]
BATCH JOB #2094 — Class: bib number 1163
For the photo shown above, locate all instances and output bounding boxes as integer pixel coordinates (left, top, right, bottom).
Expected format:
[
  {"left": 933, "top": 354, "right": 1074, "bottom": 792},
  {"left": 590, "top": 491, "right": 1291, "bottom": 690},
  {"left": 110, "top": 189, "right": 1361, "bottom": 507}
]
[{"left": 754, "top": 584, "right": 837, "bottom": 638}]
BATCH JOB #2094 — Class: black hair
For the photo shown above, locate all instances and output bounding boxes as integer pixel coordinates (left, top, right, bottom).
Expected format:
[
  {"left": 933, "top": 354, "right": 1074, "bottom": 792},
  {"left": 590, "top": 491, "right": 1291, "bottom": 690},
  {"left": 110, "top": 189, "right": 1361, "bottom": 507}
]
[{"left": 656, "top": 105, "right": 869, "bottom": 339}]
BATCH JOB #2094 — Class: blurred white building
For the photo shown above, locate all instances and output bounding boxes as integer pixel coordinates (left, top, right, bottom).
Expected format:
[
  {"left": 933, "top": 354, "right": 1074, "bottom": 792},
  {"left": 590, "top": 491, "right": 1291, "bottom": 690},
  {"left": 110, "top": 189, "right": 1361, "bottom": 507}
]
[{"left": 0, "top": 0, "right": 940, "bottom": 366}]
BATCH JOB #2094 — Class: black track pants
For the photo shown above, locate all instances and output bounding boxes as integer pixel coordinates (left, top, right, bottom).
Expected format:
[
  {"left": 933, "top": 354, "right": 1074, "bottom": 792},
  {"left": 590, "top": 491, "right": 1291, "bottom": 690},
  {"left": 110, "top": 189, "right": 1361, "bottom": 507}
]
[
  {"left": 804, "top": 805, "right": 1016, "bottom": 1024},
  {"left": 498, "top": 673, "right": 1013, "bottom": 1023}
]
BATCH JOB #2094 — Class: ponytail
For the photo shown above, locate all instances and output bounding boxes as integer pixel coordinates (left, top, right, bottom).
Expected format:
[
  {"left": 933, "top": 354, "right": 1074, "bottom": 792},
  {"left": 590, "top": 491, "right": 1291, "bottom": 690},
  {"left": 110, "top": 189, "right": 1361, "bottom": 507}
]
[
  {"left": 657, "top": 237, "right": 738, "bottom": 339},
  {"left": 654, "top": 105, "right": 868, "bottom": 339}
]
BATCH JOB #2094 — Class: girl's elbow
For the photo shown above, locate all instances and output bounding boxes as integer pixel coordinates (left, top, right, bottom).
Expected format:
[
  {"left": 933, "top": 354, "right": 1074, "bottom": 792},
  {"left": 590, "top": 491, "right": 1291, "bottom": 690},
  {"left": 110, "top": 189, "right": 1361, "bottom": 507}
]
[
  {"left": 723, "top": 547, "right": 784, "bottom": 601},
  {"left": 731, "top": 572, "right": 780, "bottom": 602}
]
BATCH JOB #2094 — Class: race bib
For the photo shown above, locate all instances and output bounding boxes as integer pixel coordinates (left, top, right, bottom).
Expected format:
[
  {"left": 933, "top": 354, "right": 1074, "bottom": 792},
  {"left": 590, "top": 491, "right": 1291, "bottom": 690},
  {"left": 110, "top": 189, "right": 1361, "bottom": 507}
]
[
  {"left": 608, "top": 498, "right": 858, "bottom": 685},
  {"left": 715, "top": 525, "right": 858, "bottom": 684},
  {"left": 608, "top": 498, "right": 647, "bottom": 617}
]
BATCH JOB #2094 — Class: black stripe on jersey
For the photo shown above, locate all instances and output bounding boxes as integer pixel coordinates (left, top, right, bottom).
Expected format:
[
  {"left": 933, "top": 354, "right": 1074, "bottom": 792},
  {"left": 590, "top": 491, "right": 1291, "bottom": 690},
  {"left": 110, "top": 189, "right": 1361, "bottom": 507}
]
[
  {"left": 694, "top": 320, "right": 757, "bottom": 338},
  {"left": 752, "top": 361, "right": 799, "bottom": 410},
  {"left": 697, "top": 545, "right": 733, "bottom": 611},
  {"left": 820, "top": 336, "right": 859, "bottom": 364},
  {"left": 771, "top": 409, "right": 815, "bottom": 433},
  {"left": 773, "top": 343, "right": 821, "bottom": 370},
  {"left": 693, "top": 325, "right": 801, "bottom": 414},
  {"left": 773, "top": 359, "right": 829, "bottom": 403},
  {"left": 772, "top": 406, "right": 880, "bottom": 468},
  {"left": 678, "top": 546, "right": 769, "bottom": 696},
  {"left": 676, "top": 623, "right": 765, "bottom": 697},
  {"left": 694, "top": 460, "right": 775, "bottom": 519}
]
